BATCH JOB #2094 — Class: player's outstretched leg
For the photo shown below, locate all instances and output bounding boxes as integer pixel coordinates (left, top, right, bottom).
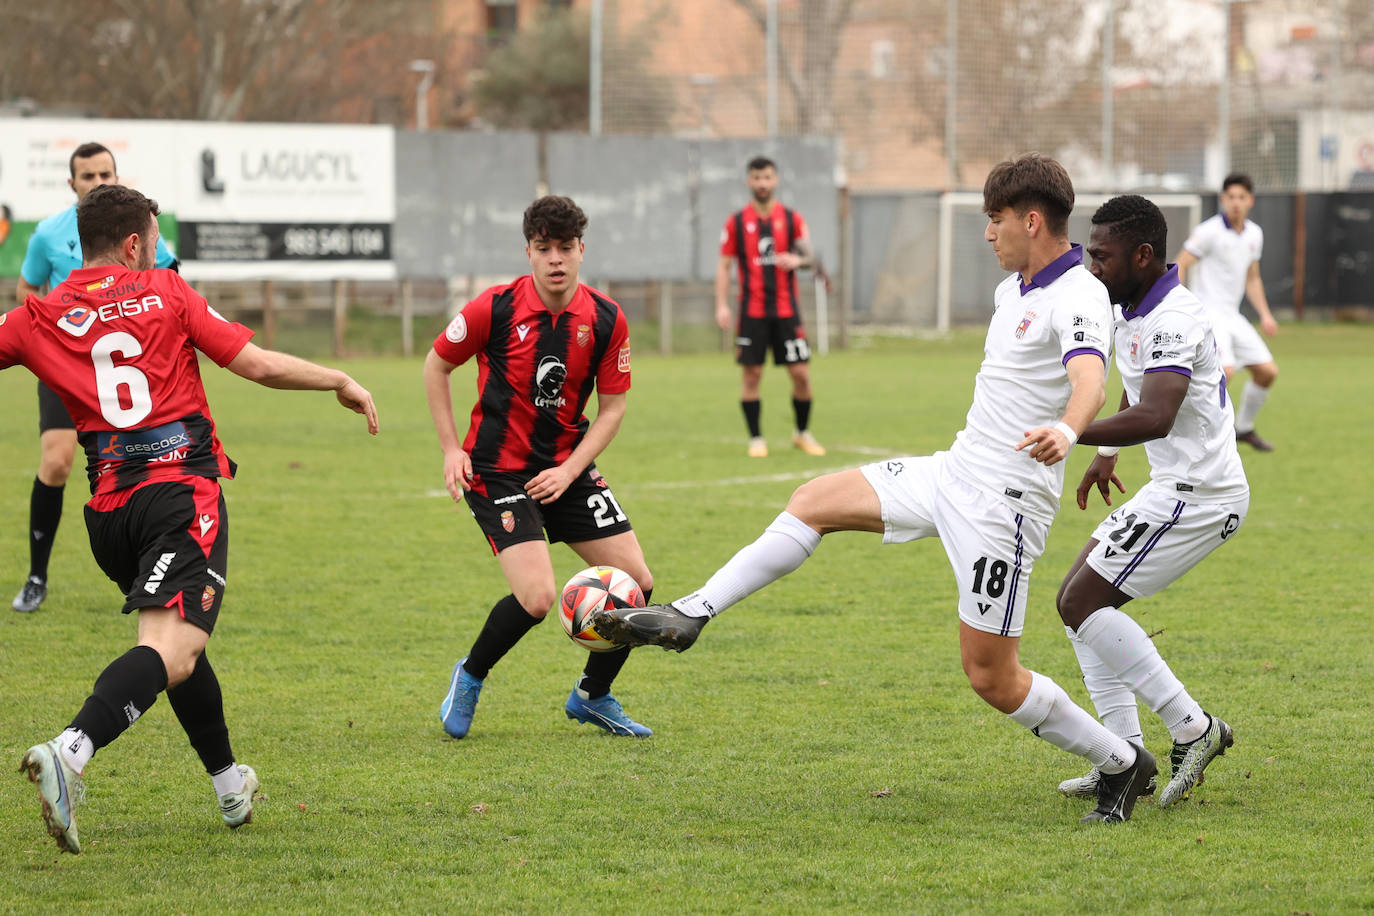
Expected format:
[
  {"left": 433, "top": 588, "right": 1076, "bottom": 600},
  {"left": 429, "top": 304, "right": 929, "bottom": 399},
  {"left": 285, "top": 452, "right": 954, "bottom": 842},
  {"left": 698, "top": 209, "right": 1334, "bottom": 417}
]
[
  {"left": 19, "top": 739, "right": 85, "bottom": 854},
  {"left": 220, "top": 764, "right": 259, "bottom": 827},
  {"left": 1081, "top": 744, "right": 1156, "bottom": 824},
  {"left": 564, "top": 683, "right": 652, "bottom": 736},
  {"left": 439, "top": 657, "right": 484, "bottom": 738},
  {"left": 1158, "top": 714, "right": 1233, "bottom": 807},
  {"left": 591, "top": 603, "right": 709, "bottom": 652}
]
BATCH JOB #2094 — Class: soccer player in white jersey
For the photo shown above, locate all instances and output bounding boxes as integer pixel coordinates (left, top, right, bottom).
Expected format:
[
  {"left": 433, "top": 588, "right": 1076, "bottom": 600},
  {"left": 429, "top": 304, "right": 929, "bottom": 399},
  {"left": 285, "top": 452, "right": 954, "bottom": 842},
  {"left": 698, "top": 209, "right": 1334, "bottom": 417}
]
[
  {"left": 1174, "top": 173, "right": 1279, "bottom": 451},
  {"left": 596, "top": 154, "right": 1159, "bottom": 824},
  {"left": 1055, "top": 195, "right": 1249, "bottom": 810}
]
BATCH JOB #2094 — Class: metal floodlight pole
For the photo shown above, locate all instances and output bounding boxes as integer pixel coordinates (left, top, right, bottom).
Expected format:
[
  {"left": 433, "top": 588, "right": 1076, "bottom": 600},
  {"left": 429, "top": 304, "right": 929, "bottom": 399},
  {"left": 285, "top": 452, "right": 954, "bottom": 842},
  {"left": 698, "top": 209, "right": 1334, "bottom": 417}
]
[
  {"left": 766, "top": 0, "right": 778, "bottom": 137},
  {"left": 945, "top": 0, "right": 957, "bottom": 187},
  {"left": 409, "top": 59, "right": 435, "bottom": 131},
  {"left": 590, "top": 0, "right": 603, "bottom": 136},
  {"left": 1102, "top": 0, "right": 1114, "bottom": 187},
  {"left": 1219, "top": 0, "right": 1232, "bottom": 173}
]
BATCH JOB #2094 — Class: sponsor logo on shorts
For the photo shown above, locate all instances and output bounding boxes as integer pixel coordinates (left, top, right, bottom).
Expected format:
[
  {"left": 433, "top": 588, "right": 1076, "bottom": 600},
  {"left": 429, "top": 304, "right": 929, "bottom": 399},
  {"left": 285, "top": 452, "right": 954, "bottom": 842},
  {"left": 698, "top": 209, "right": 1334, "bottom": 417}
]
[
  {"left": 1220, "top": 513, "right": 1240, "bottom": 540},
  {"left": 444, "top": 314, "right": 467, "bottom": 343},
  {"left": 577, "top": 324, "right": 591, "bottom": 348},
  {"left": 493, "top": 493, "right": 527, "bottom": 505},
  {"left": 144, "top": 552, "right": 177, "bottom": 594},
  {"left": 201, "top": 585, "right": 217, "bottom": 612},
  {"left": 1004, "top": 487, "right": 1023, "bottom": 499},
  {"left": 617, "top": 342, "right": 631, "bottom": 373},
  {"left": 500, "top": 510, "right": 515, "bottom": 533}
]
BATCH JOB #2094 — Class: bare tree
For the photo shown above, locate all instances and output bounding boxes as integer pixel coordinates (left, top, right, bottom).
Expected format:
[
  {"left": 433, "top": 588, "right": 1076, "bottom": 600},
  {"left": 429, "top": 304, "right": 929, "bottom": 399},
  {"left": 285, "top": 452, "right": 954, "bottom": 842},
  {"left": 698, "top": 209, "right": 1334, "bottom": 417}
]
[
  {"left": 0, "top": 0, "right": 442, "bottom": 123},
  {"left": 728, "top": 0, "right": 858, "bottom": 133}
]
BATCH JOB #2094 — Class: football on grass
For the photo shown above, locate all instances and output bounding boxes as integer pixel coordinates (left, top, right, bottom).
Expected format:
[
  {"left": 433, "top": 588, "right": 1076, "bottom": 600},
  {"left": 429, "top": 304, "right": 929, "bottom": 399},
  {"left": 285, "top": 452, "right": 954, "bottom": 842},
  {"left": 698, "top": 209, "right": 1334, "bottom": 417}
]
[{"left": 559, "top": 565, "right": 644, "bottom": 652}]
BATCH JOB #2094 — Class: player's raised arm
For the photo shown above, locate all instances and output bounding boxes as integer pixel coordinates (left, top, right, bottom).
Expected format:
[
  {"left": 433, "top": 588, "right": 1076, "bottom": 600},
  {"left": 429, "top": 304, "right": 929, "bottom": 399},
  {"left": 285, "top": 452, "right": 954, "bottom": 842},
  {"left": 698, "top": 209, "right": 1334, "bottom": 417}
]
[{"left": 225, "top": 342, "right": 378, "bottom": 434}]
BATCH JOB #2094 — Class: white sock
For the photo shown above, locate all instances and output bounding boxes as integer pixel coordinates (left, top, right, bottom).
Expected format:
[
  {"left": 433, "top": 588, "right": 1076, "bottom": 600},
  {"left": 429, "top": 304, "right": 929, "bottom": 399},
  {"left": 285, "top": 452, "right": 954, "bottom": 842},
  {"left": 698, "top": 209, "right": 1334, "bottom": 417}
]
[
  {"left": 57, "top": 728, "right": 95, "bottom": 773},
  {"left": 672, "top": 512, "right": 821, "bottom": 618},
  {"left": 1008, "top": 671, "right": 1136, "bottom": 774},
  {"left": 1066, "top": 625, "right": 1143, "bottom": 743},
  {"left": 1235, "top": 380, "right": 1270, "bottom": 434},
  {"left": 211, "top": 763, "right": 246, "bottom": 797},
  {"left": 1074, "top": 608, "right": 1208, "bottom": 744}
]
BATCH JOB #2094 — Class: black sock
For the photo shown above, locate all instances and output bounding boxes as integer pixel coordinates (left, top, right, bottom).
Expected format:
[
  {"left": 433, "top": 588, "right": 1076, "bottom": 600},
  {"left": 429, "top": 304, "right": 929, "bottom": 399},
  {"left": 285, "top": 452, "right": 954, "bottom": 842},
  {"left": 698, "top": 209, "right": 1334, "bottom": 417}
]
[
  {"left": 29, "top": 477, "right": 64, "bottom": 581},
  {"left": 70, "top": 645, "right": 168, "bottom": 750},
  {"left": 167, "top": 651, "right": 234, "bottom": 775},
  {"left": 578, "top": 587, "right": 647, "bottom": 699},
  {"left": 741, "top": 400, "right": 762, "bottom": 438},
  {"left": 463, "top": 594, "right": 543, "bottom": 681},
  {"left": 792, "top": 398, "right": 812, "bottom": 433}
]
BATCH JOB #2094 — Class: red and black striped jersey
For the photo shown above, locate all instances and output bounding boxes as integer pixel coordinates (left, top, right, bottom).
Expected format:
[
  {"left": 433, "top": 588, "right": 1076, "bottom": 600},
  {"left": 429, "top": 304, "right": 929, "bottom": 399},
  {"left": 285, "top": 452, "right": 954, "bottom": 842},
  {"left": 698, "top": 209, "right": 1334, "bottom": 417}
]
[
  {"left": 0, "top": 266, "right": 254, "bottom": 502},
  {"left": 720, "top": 201, "right": 809, "bottom": 319},
  {"left": 432, "top": 275, "right": 631, "bottom": 476}
]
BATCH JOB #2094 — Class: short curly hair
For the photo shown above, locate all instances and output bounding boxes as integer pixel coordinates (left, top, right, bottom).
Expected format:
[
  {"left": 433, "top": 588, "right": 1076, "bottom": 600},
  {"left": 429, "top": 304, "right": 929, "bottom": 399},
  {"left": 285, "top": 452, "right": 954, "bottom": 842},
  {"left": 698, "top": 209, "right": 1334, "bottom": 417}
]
[
  {"left": 1090, "top": 194, "right": 1167, "bottom": 261},
  {"left": 982, "top": 153, "right": 1074, "bottom": 237},
  {"left": 78, "top": 184, "right": 160, "bottom": 260},
  {"left": 523, "top": 195, "right": 588, "bottom": 242}
]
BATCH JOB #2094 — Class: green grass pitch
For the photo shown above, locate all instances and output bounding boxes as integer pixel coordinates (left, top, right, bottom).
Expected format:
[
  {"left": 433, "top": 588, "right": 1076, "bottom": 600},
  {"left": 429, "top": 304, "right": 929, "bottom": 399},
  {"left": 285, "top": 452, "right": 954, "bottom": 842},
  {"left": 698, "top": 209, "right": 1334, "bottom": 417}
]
[{"left": 1, "top": 323, "right": 1371, "bottom": 912}]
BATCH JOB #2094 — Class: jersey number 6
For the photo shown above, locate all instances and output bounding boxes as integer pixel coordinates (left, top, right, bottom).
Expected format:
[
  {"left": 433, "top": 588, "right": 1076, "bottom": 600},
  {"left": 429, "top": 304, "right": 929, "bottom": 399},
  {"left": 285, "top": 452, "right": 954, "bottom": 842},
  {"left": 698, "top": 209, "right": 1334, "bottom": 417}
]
[{"left": 92, "top": 331, "right": 153, "bottom": 428}]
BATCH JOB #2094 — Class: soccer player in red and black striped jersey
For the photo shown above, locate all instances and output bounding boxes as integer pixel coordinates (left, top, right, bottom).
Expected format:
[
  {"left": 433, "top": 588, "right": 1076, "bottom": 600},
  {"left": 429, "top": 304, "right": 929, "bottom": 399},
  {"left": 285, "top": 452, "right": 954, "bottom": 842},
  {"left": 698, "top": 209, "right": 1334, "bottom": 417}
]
[
  {"left": 425, "top": 195, "right": 656, "bottom": 739},
  {"left": 716, "top": 156, "right": 825, "bottom": 458},
  {"left": 3, "top": 184, "right": 378, "bottom": 854}
]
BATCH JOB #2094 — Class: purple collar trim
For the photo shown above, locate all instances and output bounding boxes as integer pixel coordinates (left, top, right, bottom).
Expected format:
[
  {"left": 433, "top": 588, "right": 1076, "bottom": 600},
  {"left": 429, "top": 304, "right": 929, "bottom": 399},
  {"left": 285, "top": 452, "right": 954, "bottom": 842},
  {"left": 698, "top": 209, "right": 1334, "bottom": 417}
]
[
  {"left": 1124, "top": 265, "right": 1181, "bottom": 319},
  {"left": 1019, "top": 244, "right": 1082, "bottom": 296}
]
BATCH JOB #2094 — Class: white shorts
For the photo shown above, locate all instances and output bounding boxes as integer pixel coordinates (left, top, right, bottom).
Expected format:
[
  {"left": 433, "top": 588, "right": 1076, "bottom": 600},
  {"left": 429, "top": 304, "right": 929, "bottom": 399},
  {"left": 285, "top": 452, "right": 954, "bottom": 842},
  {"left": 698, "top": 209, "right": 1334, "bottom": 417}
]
[
  {"left": 860, "top": 453, "right": 1048, "bottom": 637},
  {"left": 1211, "top": 309, "right": 1273, "bottom": 369},
  {"left": 1084, "top": 481, "right": 1248, "bottom": 600}
]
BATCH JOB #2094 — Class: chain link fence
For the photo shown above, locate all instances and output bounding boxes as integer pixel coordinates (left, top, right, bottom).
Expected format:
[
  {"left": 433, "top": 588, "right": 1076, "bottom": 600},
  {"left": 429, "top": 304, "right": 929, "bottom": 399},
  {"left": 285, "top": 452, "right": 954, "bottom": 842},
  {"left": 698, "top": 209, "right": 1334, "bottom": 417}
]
[{"left": 596, "top": 0, "right": 1374, "bottom": 192}]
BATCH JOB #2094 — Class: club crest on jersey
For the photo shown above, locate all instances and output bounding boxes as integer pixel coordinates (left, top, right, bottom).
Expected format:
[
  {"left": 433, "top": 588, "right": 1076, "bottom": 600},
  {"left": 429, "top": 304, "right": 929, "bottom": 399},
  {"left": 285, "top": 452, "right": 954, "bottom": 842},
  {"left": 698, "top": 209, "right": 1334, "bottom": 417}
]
[
  {"left": 86, "top": 275, "right": 116, "bottom": 292},
  {"left": 576, "top": 324, "right": 591, "bottom": 348},
  {"left": 617, "top": 343, "right": 631, "bottom": 372},
  {"left": 58, "top": 305, "right": 98, "bottom": 338},
  {"left": 500, "top": 510, "right": 515, "bottom": 533},
  {"left": 1015, "top": 310, "right": 1037, "bottom": 339},
  {"left": 201, "top": 585, "right": 217, "bottom": 613}
]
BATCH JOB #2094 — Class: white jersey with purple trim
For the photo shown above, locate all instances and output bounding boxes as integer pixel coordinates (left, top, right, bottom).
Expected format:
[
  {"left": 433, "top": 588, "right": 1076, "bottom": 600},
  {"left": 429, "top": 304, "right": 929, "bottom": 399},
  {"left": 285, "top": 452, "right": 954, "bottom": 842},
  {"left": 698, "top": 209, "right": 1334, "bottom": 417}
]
[
  {"left": 1115, "top": 268, "right": 1248, "bottom": 503},
  {"left": 1182, "top": 213, "right": 1262, "bottom": 315},
  {"left": 948, "top": 245, "right": 1112, "bottom": 525}
]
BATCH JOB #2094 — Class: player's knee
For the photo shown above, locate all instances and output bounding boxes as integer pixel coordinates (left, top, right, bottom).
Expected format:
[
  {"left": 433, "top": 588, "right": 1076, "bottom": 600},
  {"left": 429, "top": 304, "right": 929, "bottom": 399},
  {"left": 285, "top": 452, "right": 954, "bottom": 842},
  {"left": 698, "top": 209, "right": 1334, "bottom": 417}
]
[
  {"left": 155, "top": 646, "right": 201, "bottom": 688},
  {"left": 38, "top": 452, "right": 75, "bottom": 483},
  {"left": 515, "top": 585, "right": 557, "bottom": 618}
]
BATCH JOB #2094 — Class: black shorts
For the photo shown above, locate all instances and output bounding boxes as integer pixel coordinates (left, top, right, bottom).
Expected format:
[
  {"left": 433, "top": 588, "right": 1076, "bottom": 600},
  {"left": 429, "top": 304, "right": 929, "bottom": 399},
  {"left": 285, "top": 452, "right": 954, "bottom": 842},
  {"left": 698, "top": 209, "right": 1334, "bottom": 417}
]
[
  {"left": 735, "top": 314, "right": 811, "bottom": 367},
  {"left": 83, "top": 478, "right": 229, "bottom": 634},
  {"left": 467, "top": 465, "right": 634, "bottom": 554},
  {"left": 38, "top": 381, "right": 76, "bottom": 433}
]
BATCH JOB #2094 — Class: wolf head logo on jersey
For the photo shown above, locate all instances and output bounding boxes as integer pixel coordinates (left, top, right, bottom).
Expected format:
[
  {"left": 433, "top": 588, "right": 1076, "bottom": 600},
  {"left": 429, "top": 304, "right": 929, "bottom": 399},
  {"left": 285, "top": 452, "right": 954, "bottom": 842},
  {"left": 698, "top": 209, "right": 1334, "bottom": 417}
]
[
  {"left": 58, "top": 305, "right": 98, "bottom": 338},
  {"left": 534, "top": 355, "right": 567, "bottom": 408}
]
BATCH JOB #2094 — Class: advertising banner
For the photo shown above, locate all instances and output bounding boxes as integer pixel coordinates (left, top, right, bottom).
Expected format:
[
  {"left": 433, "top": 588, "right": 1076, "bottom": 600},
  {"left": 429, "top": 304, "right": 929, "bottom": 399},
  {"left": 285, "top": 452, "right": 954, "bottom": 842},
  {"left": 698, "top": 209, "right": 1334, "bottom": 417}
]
[{"left": 0, "top": 118, "right": 395, "bottom": 281}]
